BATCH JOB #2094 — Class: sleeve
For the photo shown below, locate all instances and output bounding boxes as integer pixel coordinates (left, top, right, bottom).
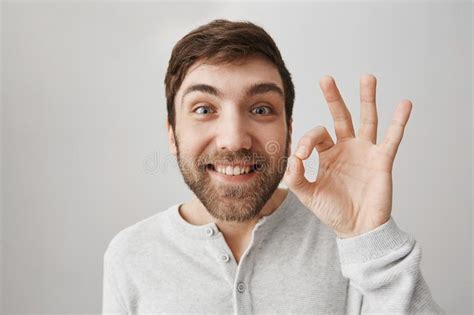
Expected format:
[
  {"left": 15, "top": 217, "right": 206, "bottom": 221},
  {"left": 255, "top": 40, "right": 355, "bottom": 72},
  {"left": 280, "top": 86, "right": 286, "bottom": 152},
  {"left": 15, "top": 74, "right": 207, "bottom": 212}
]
[
  {"left": 102, "top": 250, "right": 128, "bottom": 315},
  {"left": 336, "top": 217, "right": 445, "bottom": 314}
]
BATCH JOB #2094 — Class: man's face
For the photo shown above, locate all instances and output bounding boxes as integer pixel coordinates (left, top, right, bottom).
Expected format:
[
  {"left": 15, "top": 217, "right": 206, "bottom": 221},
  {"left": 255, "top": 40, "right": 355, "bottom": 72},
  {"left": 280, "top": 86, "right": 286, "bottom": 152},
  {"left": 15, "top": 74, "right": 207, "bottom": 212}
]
[{"left": 167, "top": 55, "right": 292, "bottom": 222}]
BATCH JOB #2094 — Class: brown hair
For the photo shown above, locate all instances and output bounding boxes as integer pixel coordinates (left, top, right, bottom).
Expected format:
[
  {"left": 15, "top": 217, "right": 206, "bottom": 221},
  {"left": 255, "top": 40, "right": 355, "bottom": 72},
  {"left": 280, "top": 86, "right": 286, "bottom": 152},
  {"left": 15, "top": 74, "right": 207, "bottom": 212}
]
[{"left": 164, "top": 19, "right": 295, "bottom": 129}]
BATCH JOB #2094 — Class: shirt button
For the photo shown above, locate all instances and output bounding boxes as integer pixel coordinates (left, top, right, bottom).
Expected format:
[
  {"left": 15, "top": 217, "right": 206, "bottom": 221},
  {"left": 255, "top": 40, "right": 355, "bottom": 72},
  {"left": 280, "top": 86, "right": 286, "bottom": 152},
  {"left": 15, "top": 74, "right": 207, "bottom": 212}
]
[
  {"left": 220, "top": 254, "right": 230, "bottom": 263},
  {"left": 205, "top": 227, "right": 214, "bottom": 237},
  {"left": 237, "top": 282, "right": 246, "bottom": 293}
]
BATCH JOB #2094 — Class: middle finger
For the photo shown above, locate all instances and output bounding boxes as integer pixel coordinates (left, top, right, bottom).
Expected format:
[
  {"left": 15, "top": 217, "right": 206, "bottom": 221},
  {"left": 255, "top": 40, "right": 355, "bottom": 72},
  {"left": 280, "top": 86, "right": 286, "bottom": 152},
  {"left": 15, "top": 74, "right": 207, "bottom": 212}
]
[{"left": 319, "top": 76, "right": 356, "bottom": 142}]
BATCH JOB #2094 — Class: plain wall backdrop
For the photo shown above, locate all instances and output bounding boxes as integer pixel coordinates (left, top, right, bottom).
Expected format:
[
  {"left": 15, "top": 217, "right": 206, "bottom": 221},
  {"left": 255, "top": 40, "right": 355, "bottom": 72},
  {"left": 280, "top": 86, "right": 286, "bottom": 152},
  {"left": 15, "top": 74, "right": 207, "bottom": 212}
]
[{"left": 1, "top": 1, "right": 472, "bottom": 314}]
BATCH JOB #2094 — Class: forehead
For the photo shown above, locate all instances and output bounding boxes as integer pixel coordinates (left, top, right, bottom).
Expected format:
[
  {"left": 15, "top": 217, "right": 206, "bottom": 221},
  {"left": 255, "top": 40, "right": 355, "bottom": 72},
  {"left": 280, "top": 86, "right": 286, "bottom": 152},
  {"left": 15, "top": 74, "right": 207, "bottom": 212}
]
[{"left": 177, "top": 55, "right": 284, "bottom": 99}]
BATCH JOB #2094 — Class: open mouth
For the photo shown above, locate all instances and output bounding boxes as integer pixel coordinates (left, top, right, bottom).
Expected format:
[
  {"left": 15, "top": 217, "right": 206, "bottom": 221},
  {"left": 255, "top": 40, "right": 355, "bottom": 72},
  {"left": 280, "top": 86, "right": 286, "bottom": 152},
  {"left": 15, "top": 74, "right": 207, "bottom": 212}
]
[{"left": 205, "top": 164, "right": 262, "bottom": 176}]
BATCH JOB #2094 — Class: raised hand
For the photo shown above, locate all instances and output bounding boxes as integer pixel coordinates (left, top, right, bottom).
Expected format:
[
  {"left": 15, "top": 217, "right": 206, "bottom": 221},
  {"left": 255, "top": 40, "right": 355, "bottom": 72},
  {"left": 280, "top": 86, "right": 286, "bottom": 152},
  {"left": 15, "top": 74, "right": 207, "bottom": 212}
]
[{"left": 283, "top": 74, "right": 413, "bottom": 239}]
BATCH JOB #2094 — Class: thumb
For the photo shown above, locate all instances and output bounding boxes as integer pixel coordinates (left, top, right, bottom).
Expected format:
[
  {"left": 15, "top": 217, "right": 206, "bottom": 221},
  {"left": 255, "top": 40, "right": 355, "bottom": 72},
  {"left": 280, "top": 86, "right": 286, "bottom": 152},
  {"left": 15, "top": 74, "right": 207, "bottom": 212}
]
[{"left": 283, "top": 155, "right": 311, "bottom": 199}]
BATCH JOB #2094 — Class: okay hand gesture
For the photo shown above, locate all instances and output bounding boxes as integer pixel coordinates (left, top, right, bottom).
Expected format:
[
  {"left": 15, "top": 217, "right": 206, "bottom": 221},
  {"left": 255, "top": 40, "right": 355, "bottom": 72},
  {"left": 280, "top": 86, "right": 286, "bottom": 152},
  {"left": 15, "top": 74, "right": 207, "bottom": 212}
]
[{"left": 283, "top": 74, "right": 413, "bottom": 239}]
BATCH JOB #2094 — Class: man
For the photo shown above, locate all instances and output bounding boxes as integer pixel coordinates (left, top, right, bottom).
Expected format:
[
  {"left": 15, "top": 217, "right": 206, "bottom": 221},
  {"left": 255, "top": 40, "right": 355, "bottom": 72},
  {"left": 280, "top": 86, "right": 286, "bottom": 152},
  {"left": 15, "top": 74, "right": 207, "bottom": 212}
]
[{"left": 103, "top": 19, "right": 443, "bottom": 314}]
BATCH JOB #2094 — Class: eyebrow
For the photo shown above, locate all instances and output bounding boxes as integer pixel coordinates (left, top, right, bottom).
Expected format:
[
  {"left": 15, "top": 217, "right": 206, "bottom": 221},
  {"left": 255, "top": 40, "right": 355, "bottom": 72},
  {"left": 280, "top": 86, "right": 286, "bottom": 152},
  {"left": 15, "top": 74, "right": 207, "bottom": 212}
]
[
  {"left": 181, "top": 82, "right": 284, "bottom": 107},
  {"left": 246, "top": 82, "right": 284, "bottom": 98}
]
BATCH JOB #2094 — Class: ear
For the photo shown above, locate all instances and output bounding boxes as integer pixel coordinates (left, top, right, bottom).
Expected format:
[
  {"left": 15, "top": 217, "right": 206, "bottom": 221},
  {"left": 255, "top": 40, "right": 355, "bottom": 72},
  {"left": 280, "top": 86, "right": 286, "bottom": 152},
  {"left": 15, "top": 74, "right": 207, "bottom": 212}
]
[
  {"left": 287, "top": 117, "right": 293, "bottom": 154},
  {"left": 166, "top": 119, "right": 178, "bottom": 156},
  {"left": 288, "top": 117, "right": 293, "bottom": 137}
]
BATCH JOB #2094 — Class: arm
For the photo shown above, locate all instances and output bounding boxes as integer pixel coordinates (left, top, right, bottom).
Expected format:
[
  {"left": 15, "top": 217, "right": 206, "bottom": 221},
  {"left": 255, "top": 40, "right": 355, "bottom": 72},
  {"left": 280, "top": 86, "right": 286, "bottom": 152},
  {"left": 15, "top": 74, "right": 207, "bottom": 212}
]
[
  {"left": 283, "top": 74, "right": 443, "bottom": 313},
  {"left": 102, "top": 252, "right": 128, "bottom": 314},
  {"left": 337, "top": 217, "right": 444, "bottom": 314}
]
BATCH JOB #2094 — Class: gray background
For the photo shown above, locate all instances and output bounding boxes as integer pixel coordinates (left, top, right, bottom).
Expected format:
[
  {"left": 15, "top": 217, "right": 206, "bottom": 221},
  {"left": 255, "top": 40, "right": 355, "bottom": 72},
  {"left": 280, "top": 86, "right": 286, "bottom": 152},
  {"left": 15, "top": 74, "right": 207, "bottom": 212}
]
[{"left": 1, "top": 1, "right": 472, "bottom": 314}]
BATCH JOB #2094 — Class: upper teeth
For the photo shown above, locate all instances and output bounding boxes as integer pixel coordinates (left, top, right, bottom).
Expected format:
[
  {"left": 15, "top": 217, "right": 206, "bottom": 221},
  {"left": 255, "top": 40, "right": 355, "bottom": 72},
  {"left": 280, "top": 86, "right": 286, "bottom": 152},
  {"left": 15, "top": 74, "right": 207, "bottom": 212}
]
[{"left": 215, "top": 165, "right": 252, "bottom": 176}]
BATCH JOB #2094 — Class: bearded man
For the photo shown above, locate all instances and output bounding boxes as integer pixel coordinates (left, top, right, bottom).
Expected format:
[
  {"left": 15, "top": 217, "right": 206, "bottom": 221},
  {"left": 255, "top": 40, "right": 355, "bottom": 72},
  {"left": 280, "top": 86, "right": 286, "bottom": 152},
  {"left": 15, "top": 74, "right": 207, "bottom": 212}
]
[{"left": 102, "top": 19, "right": 443, "bottom": 314}]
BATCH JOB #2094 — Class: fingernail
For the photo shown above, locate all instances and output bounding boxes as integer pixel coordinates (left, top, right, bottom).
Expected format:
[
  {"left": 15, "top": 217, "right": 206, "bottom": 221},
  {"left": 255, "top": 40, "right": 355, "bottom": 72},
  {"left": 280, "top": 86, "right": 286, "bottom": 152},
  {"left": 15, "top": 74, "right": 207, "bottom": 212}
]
[
  {"left": 286, "top": 156, "right": 295, "bottom": 173},
  {"left": 296, "top": 146, "right": 307, "bottom": 157}
]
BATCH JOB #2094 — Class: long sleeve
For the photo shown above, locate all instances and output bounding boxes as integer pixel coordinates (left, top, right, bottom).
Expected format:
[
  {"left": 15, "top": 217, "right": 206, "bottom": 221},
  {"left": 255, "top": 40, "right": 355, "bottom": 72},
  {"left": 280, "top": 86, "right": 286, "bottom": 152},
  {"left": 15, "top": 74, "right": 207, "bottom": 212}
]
[
  {"left": 102, "top": 251, "right": 128, "bottom": 315},
  {"left": 336, "top": 217, "right": 444, "bottom": 314}
]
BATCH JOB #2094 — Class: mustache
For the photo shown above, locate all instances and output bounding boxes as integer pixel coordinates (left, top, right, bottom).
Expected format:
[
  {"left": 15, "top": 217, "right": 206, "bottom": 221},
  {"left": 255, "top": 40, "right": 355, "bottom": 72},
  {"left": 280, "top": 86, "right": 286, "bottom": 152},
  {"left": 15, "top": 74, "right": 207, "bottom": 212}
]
[
  {"left": 202, "top": 150, "right": 267, "bottom": 170},
  {"left": 206, "top": 151, "right": 265, "bottom": 165},
  {"left": 177, "top": 149, "right": 268, "bottom": 172}
]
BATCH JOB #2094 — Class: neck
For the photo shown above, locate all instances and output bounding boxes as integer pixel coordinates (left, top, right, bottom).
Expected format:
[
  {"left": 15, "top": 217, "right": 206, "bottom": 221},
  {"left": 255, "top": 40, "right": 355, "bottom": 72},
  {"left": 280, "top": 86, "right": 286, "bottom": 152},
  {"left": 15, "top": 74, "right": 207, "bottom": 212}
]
[{"left": 179, "top": 187, "right": 289, "bottom": 239}]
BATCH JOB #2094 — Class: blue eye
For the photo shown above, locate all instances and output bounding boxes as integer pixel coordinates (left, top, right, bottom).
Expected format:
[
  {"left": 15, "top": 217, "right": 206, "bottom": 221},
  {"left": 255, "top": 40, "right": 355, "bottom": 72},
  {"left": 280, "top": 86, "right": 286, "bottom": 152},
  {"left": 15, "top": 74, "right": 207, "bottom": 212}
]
[
  {"left": 194, "top": 106, "right": 214, "bottom": 115},
  {"left": 252, "top": 106, "right": 272, "bottom": 115}
]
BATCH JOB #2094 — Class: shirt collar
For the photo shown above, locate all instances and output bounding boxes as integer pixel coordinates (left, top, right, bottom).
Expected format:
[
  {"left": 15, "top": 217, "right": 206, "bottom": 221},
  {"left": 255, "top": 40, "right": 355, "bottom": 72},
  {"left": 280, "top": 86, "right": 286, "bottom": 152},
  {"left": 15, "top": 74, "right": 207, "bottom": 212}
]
[{"left": 168, "top": 188, "right": 297, "bottom": 241}]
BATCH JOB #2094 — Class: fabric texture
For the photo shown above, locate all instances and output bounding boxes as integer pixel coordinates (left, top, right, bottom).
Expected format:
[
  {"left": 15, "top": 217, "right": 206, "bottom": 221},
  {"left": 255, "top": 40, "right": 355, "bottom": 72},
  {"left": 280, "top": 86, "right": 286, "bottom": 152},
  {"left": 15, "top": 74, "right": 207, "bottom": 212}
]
[{"left": 102, "top": 190, "right": 444, "bottom": 314}]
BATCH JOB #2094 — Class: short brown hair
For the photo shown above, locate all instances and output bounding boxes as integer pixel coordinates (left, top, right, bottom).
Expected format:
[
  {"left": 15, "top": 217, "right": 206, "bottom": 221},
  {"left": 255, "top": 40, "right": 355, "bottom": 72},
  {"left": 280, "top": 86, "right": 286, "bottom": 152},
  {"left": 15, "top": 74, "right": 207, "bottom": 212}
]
[{"left": 164, "top": 19, "right": 295, "bottom": 129}]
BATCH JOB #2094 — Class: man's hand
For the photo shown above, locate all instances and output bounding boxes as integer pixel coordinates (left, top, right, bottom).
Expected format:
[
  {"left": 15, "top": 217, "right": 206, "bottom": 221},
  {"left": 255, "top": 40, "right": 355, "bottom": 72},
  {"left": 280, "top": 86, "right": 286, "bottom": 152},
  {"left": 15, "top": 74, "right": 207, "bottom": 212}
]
[{"left": 283, "top": 74, "right": 413, "bottom": 239}]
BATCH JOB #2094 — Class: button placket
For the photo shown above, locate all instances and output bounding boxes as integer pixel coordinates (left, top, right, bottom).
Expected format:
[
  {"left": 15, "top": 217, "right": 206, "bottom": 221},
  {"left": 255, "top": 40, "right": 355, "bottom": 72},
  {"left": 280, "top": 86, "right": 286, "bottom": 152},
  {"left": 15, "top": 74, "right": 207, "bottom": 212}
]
[
  {"left": 237, "top": 281, "right": 246, "bottom": 293},
  {"left": 203, "top": 225, "right": 238, "bottom": 288},
  {"left": 205, "top": 227, "right": 214, "bottom": 237},
  {"left": 220, "top": 253, "right": 230, "bottom": 263}
]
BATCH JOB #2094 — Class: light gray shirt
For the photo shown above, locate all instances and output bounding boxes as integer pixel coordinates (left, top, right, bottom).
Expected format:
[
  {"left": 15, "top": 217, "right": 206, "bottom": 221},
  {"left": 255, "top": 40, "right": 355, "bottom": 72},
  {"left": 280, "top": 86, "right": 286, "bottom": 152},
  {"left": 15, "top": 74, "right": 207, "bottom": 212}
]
[{"left": 102, "top": 190, "right": 444, "bottom": 314}]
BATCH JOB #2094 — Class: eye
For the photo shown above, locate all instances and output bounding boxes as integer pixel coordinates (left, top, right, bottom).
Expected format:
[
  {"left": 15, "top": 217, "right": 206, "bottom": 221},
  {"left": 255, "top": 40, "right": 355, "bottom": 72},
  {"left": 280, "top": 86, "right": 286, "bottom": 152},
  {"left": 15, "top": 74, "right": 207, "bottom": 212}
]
[
  {"left": 251, "top": 105, "right": 272, "bottom": 115},
  {"left": 193, "top": 105, "right": 214, "bottom": 115}
]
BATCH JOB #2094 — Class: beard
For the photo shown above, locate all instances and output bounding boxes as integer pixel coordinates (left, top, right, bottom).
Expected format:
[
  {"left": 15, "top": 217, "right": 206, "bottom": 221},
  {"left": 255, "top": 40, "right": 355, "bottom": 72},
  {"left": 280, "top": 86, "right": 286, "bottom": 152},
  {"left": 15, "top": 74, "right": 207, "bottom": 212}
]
[{"left": 175, "top": 134, "right": 290, "bottom": 223}]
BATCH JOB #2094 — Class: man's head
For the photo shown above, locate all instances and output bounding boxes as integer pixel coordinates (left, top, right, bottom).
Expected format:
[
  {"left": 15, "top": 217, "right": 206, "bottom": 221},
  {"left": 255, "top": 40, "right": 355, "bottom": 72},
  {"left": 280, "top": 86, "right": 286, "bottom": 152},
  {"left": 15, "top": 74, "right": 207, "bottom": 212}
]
[{"left": 164, "top": 19, "right": 295, "bottom": 222}]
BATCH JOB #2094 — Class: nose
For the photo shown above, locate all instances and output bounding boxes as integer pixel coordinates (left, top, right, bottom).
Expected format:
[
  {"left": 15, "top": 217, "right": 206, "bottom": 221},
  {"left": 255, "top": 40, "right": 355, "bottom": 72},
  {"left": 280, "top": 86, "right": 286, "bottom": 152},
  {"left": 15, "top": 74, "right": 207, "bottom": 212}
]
[{"left": 215, "top": 108, "right": 252, "bottom": 152}]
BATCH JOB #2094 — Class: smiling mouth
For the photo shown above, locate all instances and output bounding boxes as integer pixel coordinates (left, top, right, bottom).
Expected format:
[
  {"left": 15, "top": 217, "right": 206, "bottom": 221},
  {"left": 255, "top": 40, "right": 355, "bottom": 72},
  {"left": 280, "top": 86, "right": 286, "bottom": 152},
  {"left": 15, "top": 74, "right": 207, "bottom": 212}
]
[{"left": 205, "top": 164, "right": 263, "bottom": 176}]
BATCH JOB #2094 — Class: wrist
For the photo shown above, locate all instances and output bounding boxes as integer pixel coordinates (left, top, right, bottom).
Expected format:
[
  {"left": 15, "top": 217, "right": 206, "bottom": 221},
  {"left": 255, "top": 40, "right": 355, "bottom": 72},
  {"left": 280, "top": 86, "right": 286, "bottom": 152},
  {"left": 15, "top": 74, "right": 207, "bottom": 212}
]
[{"left": 335, "top": 217, "right": 390, "bottom": 239}]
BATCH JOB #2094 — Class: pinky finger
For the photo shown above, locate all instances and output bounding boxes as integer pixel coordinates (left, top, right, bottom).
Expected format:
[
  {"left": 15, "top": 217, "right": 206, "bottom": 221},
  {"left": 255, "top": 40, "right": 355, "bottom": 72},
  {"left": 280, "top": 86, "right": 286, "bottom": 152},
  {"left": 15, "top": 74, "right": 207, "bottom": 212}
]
[{"left": 380, "top": 100, "right": 413, "bottom": 160}]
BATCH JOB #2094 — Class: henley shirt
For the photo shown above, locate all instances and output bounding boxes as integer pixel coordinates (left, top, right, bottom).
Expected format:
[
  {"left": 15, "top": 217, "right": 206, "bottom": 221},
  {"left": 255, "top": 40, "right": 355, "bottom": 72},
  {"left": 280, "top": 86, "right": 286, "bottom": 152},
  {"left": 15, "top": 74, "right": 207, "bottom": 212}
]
[{"left": 102, "top": 189, "right": 444, "bottom": 314}]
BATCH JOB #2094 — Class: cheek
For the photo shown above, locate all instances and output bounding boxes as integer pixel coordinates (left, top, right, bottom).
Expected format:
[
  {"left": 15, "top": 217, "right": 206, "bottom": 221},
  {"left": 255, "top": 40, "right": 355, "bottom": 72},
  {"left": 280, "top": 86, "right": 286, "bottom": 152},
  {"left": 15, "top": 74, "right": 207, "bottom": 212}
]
[
  {"left": 176, "top": 129, "right": 211, "bottom": 158},
  {"left": 257, "top": 128, "right": 288, "bottom": 156}
]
